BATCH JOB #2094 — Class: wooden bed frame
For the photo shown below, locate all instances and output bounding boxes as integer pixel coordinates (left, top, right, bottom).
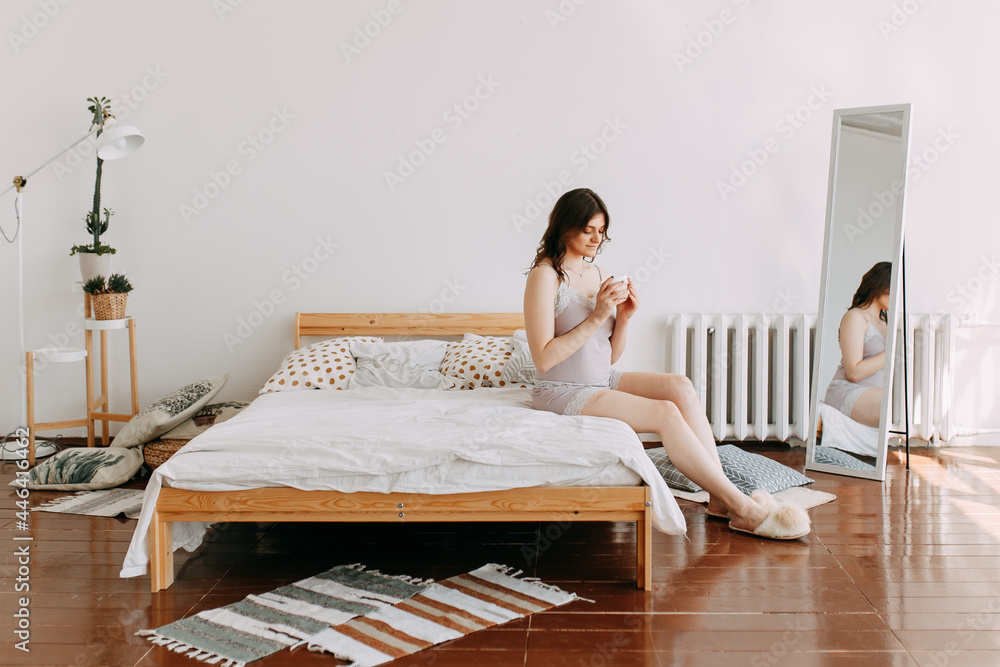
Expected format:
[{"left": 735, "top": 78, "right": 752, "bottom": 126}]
[{"left": 149, "top": 313, "right": 653, "bottom": 592}]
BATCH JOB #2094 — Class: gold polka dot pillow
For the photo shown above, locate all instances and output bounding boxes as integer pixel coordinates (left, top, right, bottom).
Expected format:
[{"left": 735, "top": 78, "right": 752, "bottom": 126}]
[
  {"left": 259, "top": 337, "right": 381, "bottom": 393},
  {"left": 440, "top": 334, "right": 516, "bottom": 389}
]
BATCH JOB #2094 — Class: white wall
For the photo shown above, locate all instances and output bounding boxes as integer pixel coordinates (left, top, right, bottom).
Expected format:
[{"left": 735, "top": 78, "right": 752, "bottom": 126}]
[{"left": 2, "top": 0, "right": 997, "bottom": 439}]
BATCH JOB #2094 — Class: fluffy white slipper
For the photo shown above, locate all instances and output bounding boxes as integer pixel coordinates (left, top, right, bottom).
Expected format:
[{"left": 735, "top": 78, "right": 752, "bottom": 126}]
[
  {"left": 749, "top": 489, "right": 779, "bottom": 510},
  {"left": 729, "top": 503, "right": 811, "bottom": 540},
  {"left": 707, "top": 488, "right": 779, "bottom": 520}
]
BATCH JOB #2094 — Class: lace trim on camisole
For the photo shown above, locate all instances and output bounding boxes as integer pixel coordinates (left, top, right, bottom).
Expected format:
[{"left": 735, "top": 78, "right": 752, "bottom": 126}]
[
  {"left": 537, "top": 263, "right": 601, "bottom": 317},
  {"left": 864, "top": 320, "right": 885, "bottom": 343},
  {"left": 554, "top": 283, "right": 596, "bottom": 317}
]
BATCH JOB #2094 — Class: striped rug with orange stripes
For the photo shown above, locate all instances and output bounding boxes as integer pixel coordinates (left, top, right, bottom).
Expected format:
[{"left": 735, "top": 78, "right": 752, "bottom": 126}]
[{"left": 300, "top": 563, "right": 580, "bottom": 665}]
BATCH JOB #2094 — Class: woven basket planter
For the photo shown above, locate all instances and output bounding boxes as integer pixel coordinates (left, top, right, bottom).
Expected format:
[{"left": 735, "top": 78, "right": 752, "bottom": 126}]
[
  {"left": 142, "top": 439, "right": 188, "bottom": 470},
  {"left": 92, "top": 293, "right": 128, "bottom": 320}
]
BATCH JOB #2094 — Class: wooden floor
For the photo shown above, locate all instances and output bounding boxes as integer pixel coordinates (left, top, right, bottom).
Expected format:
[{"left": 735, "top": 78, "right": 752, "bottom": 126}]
[{"left": 2, "top": 444, "right": 1000, "bottom": 666}]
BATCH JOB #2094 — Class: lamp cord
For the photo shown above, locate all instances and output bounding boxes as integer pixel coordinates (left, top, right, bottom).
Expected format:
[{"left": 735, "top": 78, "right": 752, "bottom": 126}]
[{"left": 1, "top": 191, "right": 20, "bottom": 244}]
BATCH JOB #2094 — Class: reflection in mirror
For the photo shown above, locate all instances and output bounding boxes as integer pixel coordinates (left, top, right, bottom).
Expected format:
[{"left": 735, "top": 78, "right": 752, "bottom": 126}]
[{"left": 806, "top": 104, "right": 911, "bottom": 481}]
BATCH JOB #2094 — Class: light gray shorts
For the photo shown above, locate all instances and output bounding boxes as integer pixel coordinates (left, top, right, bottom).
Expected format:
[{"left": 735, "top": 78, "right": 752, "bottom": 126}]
[
  {"left": 824, "top": 379, "right": 868, "bottom": 418},
  {"left": 531, "top": 370, "right": 624, "bottom": 416}
]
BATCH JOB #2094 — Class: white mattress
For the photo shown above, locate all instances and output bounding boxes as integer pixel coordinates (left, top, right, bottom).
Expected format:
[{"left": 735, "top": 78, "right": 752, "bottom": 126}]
[{"left": 120, "top": 387, "right": 686, "bottom": 578}]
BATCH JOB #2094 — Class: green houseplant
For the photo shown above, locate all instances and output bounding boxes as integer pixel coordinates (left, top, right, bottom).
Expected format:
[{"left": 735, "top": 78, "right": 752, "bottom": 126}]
[
  {"left": 71, "top": 97, "right": 117, "bottom": 280},
  {"left": 82, "top": 273, "right": 133, "bottom": 320}
]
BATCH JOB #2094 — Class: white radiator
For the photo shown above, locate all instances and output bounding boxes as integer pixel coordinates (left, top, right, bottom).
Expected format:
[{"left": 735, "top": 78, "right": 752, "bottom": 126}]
[
  {"left": 891, "top": 313, "right": 956, "bottom": 442},
  {"left": 666, "top": 313, "right": 955, "bottom": 443},
  {"left": 666, "top": 314, "right": 816, "bottom": 443}
]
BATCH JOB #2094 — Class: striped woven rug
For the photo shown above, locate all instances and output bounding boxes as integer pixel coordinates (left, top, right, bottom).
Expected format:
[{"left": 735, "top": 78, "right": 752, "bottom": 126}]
[
  {"left": 301, "top": 563, "right": 580, "bottom": 666},
  {"left": 34, "top": 488, "right": 145, "bottom": 519},
  {"left": 138, "top": 564, "right": 431, "bottom": 666}
]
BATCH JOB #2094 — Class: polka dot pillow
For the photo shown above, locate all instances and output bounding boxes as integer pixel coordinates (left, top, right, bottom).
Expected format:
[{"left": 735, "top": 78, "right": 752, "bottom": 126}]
[
  {"left": 259, "top": 337, "right": 381, "bottom": 393},
  {"left": 441, "top": 334, "right": 526, "bottom": 389}
]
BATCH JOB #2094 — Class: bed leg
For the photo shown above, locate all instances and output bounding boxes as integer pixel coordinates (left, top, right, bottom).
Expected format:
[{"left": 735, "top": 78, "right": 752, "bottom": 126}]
[
  {"left": 637, "top": 493, "right": 652, "bottom": 591},
  {"left": 150, "top": 509, "right": 174, "bottom": 593}
]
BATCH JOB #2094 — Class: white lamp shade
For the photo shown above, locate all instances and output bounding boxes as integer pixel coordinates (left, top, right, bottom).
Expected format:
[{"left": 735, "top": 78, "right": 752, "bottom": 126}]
[{"left": 96, "top": 124, "right": 144, "bottom": 160}]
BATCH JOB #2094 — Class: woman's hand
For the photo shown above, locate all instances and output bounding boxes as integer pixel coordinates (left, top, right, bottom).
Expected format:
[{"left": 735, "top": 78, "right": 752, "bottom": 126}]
[
  {"left": 616, "top": 279, "right": 638, "bottom": 321},
  {"left": 593, "top": 276, "right": 629, "bottom": 321}
]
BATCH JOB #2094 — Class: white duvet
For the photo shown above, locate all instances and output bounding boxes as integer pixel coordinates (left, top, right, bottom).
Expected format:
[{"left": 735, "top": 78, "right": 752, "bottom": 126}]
[{"left": 120, "top": 387, "right": 687, "bottom": 578}]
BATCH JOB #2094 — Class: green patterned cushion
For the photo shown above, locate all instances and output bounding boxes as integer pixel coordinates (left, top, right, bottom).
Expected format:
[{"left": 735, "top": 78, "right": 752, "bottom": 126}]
[
  {"left": 112, "top": 375, "right": 228, "bottom": 448},
  {"left": 10, "top": 447, "right": 143, "bottom": 491}
]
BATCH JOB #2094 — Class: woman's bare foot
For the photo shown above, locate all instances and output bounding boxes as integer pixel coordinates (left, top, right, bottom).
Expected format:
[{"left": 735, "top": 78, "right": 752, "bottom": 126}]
[
  {"left": 726, "top": 496, "right": 770, "bottom": 533},
  {"left": 706, "top": 497, "right": 728, "bottom": 518}
]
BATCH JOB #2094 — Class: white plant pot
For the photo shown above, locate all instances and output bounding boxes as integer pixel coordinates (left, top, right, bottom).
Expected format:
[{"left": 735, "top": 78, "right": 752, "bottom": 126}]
[{"left": 78, "top": 253, "right": 112, "bottom": 283}]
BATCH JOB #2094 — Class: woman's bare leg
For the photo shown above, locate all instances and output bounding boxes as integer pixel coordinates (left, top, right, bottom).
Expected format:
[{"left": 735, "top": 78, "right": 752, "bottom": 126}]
[
  {"left": 581, "top": 389, "right": 768, "bottom": 532},
  {"left": 849, "top": 388, "right": 882, "bottom": 428},
  {"left": 616, "top": 372, "right": 726, "bottom": 515}
]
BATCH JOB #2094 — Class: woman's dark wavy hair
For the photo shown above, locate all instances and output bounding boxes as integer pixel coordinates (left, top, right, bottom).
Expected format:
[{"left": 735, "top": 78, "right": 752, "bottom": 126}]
[
  {"left": 850, "top": 261, "right": 892, "bottom": 322},
  {"left": 530, "top": 188, "right": 610, "bottom": 283}
]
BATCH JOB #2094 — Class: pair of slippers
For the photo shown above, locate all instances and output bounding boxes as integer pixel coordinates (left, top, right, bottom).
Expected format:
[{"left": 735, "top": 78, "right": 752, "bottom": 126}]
[{"left": 706, "top": 489, "right": 811, "bottom": 540}]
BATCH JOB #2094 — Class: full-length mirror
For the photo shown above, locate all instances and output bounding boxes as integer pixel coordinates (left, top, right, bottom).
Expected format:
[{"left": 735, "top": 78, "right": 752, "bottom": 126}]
[{"left": 806, "top": 104, "right": 911, "bottom": 481}]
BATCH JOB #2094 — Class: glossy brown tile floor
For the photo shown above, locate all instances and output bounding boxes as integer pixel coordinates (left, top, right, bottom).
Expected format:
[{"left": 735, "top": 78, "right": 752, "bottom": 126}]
[{"left": 3, "top": 445, "right": 1000, "bottom": 666}]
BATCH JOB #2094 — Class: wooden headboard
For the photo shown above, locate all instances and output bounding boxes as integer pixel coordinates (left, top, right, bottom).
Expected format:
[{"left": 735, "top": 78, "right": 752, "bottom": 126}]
[{"left": 294, "top": 313, "right": 525, "bottom": 349}]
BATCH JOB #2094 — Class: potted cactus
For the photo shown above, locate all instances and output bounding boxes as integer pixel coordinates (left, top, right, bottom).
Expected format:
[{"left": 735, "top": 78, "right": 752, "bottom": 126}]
[
  {"left": 82, "top": 273, "right": 133, "bottom": 320},
  {"left": 70, "top": 97, "right": 117, "bottom": 281}
]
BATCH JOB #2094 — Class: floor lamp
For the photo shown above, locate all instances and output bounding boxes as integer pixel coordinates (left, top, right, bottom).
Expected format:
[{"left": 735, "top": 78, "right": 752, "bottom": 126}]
[{"left": 1, "top": 117, "right": 144, "bottom": 458}]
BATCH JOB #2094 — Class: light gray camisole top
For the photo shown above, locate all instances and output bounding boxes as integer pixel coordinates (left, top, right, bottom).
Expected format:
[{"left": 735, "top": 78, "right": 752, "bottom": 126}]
[{"left": 533, "top": 282, "right": 615, "bottom": 387}]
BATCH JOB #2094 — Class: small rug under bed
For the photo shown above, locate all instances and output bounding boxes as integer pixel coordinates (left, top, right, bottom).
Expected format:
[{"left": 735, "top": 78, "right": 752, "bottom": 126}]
[
  {"left": 33, "top": 488, "right": 145, "bottom": 519},
  {"left": 139, "top": 563, "right": 580, "bottom": 667}
]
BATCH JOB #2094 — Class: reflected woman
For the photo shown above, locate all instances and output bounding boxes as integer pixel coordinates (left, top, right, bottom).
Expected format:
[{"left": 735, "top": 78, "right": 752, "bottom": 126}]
[{"left": 823, "top": 262, "right": 891, "bottom": 428}]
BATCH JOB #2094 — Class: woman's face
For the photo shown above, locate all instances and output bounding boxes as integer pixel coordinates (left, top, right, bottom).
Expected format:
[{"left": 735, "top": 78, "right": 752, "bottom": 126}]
[
  {"left": 876, "top": 290, "right": 891, "bottom": 311},
  {"left": 565, "top": 214, "right": 606, "bottom": 259}
]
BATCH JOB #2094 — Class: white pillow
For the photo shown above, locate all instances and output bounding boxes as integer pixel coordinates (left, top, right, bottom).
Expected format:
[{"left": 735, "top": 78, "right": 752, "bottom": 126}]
[
  {"left": 500, "top": 329, "right": 536, "bottom": 386},
  {"left": 349, "top": 340, "right": 456, "bottom": 389},
  {"left": 259, "top": 337, "right": 381, "bottom": 393}
]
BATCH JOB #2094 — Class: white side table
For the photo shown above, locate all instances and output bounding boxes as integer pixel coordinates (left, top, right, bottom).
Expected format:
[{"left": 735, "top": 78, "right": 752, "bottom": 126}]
[{"left": 25, "top": 347, "right": 89, "bottom": 466}]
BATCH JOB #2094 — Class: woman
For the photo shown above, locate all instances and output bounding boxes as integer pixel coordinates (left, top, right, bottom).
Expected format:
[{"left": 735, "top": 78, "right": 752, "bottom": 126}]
[
  {"left": 823, "top": 262, "right": 891, "bottom": 428},
  {"left": 523, "top": 188, "right": 810, "bottom": 540}
]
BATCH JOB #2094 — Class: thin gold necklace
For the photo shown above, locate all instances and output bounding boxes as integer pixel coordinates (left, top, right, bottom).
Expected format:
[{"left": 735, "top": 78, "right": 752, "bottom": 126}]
[{"left": 566, "top": 262, "right": 589, "bottom": 277}]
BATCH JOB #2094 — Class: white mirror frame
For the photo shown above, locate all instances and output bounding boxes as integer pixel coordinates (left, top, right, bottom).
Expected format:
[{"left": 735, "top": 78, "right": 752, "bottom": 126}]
[{"left": 805, "top": 103, "right": 912, "bottom": 481}]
